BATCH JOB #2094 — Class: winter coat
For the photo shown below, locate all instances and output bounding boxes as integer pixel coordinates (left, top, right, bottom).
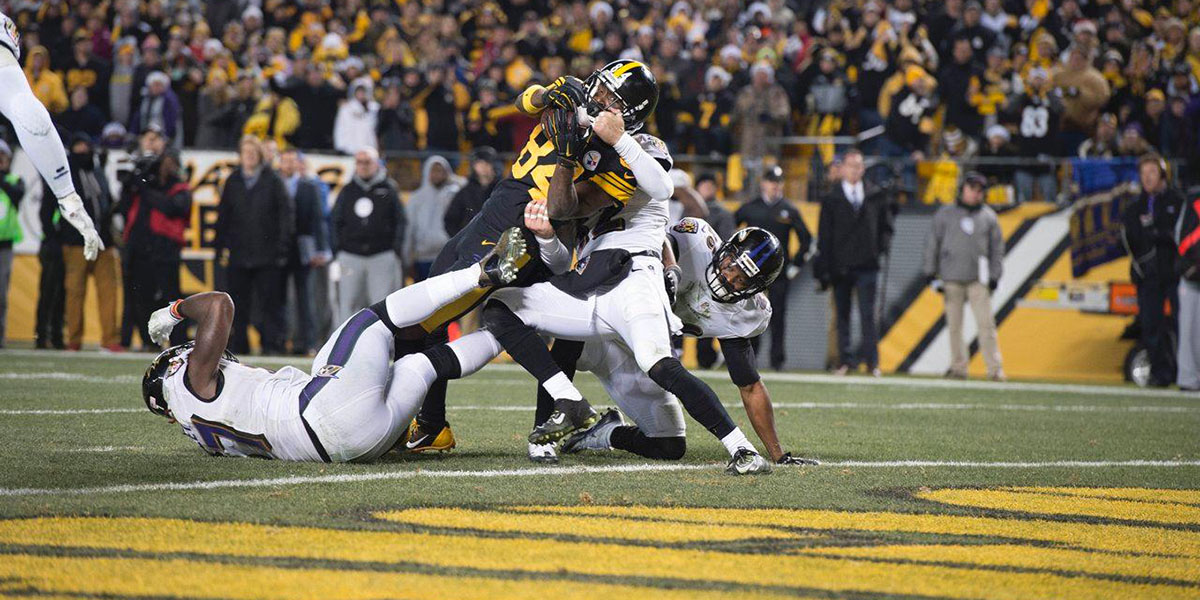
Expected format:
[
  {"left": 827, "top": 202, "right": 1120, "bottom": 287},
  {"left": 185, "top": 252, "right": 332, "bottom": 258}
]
[
  {"left": 215, "top": 167, "right": 294, "bottom": 268},
  {"left": 333, "top": 82, "right": 380, "bottom": 154},
  {"left": 331, "top": 169, "right": 406, "bottom": 257},
  {"left": 404, "top": 155, "right": 464, "bottom": 263},
  {"left": 923, "top": 202, "right": 1004, "bottom": 284}
]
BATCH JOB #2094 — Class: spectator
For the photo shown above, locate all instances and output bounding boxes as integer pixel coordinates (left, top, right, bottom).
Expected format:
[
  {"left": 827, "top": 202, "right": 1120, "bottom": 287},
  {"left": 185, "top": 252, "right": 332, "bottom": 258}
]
[
  {"left": 0, "top": 142, "right": 24, "bottom": 348},
  {"left": 1176, "top": 189, "right": 1200, "bottom": 392},
  {"left": 686, "top": 66, "right": 735, "bottom": 157},
  {"left": 278, "top": 65, "right": 343, "bottom": 150},
  {"left": 117, "top": 132, "right": 191, "bottom": 349},
  {"left": 1140, "top": 89, "right": 1168, "bottom": 151},
  {"left": 814, "top": 149, "right": 893, "bottom": 377},
  {"left": 803, "top": 48, "right": 854, "bottom": 165},
  {"left": 405, "top": 155, "right": 463, "bottom": 281},
  {"left": 1078, "top": 113, "right": 1119, "bottom": 158},
  {"left": 697, "top": 172, "right": 735, "bottom": 240},
  {"left": 63, "top": 29, "right": 110, "bottom": 115},
  {"left": 216, "top": 135, "right": 293, "bottom": 355},
  {"left": 108, "top": 40, "right": 138, "bottom": 128},
  {"left": 444, "top": 146, "right": 499, "bottom": 238},
  {"left": 62, "top": 134, "right": 120, "bottom": 352},
  {"left": 243, "top": 89, "right": 301, "bottom": 149},
  {"left": 24, "top": 46, "right": 68, "bottom": 113},
  {"left": 1052, "top": 44, "right": 1111, "bottom": 154},
  {"left": 1006, "top": 67, "right": 1061, "bottom": 203},
  {"left": 1117, "top": 123, "right": 1154, "bottom": 157},
  {"left": 279, "top": 148, "right": 330, "bottom": 356},
  {"left": 1121, "top": 155, "right": 1185, "bottom": 387},
  {"left": 421, "top": 65, "right": 462, "bottom": 153},
  {"left": 977, "top": 124, "right": 1018, "bottom": 188},
  {"left": 131, "top": 71, "right": 183, "bottom": 147},
  {"left": 940, "top": 37, "right": 983, "bottom": 137},
  {"left": 735, "top": 165, "right": 812, "bottom": 371},
  {"left": 377, "top": 79, "right": 417, "bottom": 152},
  {"left": 334, "top": 79, "right": 379, "bottom": 155},
  {"left": 57, "top": 87, "right": 106, "bottom": 141},
  {"left": 195, "top": 70, "right": 237, "bottom": 148},
  {"left": 1161, "top": 95, "right": 1197, "bottom": 172},
  {"left": 36, "top": 168, "right": 66, "bottom": 350},
  {"left": 331, "top": 147, "right": 405, "bottom": 320},
  {"left": 882, "top": 68, "right": 938, "bottom": 191},
  {"left": 733, "top": 61, "right": 790, "bottom": 177},
  {"left": 923, "top": 172, "right": 1005, "bottom": 380}
]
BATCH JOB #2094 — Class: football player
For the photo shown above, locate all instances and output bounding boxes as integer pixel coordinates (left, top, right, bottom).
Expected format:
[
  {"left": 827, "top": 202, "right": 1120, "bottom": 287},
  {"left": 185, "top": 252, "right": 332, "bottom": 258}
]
[
  {"left": 0, "top": 11, "right": 103, "bottom": 260},
  {"left": 557, "top": 219, "right": 820, "bottom": 469},
  {"left": 405, "top": 59, "right": 674, "bottom": 452},
  {"left": 138, "top": 229, "right": 526, "bottom": 462}
]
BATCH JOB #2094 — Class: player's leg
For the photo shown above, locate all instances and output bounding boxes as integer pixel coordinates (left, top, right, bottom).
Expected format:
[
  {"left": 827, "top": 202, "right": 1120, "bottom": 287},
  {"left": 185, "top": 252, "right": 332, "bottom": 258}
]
[
  {"left": 600, "top": 261, "right": 769, "bottom": 473},
  {"left": 0, "top": 56, "right": 74, "bottom": 200}
]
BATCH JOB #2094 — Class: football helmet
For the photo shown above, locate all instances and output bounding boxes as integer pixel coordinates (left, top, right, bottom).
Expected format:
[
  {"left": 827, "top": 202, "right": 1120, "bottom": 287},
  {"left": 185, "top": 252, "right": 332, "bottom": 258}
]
[
  {"left": 707, "top": 227, "right": 785, "bottom": 303},
  {"left": 583, "top": 59, "right": 659, "bottom": 133},
  {"left": 142, "top": 342, "right": 238, "bottom": 418}
]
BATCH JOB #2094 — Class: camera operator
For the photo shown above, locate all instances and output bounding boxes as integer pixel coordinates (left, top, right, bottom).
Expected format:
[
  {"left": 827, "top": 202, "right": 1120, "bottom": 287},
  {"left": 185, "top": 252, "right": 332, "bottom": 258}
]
[{"left": 116, "top": 127, "right": 192, "bottom": 349}]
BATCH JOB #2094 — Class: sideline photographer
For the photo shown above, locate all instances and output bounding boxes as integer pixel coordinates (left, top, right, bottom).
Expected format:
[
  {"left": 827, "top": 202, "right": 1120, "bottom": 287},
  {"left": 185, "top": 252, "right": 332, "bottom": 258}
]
[{"left": 115, "top": 127, "right": 192, "bottom": 349}]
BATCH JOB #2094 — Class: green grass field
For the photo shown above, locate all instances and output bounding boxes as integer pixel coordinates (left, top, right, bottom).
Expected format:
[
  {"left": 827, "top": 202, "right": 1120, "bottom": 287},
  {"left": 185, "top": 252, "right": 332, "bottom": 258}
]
[{"left": 1, "top": 349, "right": 1198, "bottom": 599}]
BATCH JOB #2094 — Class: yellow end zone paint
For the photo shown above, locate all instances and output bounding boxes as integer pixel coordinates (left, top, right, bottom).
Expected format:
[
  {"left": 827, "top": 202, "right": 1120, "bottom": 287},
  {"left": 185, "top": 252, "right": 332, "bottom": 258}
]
[{"left": 0, "top": 488, "right": 1196, "bottom": 599}]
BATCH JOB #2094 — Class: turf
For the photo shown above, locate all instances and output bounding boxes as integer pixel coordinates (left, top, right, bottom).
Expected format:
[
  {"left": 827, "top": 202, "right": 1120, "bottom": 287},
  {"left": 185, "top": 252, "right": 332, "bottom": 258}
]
[{"left": 0, "top": 349, "right": 1197, "bottom": 599}]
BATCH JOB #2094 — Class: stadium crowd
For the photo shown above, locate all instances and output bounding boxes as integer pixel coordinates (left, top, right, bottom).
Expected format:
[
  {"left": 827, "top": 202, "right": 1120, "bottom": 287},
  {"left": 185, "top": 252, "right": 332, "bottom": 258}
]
[{"left": 0, "top": 0, "right": 1199, "bottom": 388}]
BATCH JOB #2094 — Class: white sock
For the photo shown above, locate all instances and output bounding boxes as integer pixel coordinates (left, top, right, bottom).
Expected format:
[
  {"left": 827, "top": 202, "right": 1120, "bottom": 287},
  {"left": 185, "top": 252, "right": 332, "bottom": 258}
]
[
  {"left": 542, "top": 372, "right": 583, "bottom": 401},
  {"left": 720, "top": 428, "right": 755, "bottom": 457},
  {"left": 447, "top": 330, "right": 501, "bottom": 377},
  {"left": 382, "top": 264, "right": 480, "bottom": 328}
]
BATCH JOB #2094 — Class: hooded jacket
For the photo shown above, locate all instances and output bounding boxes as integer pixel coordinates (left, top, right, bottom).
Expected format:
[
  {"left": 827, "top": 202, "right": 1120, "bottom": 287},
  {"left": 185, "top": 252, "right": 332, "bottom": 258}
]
[
  {"left": 405, "top": 155, "right": 464, "bottom": 263},
  {"left": 24, "top": 46, "right": 68, "bottom": 113},
  {"left": 334, "top": 79, "right": 380, "bottom": 155}
]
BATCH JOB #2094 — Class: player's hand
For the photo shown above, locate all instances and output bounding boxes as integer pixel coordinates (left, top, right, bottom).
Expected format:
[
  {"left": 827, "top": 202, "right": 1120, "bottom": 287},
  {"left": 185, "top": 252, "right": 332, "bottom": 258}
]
[
  {"left": 543, "top": 76, "right": 586, "bottom": 111},
  {"left": 663, "top": 264, "right": 682, "bottom": 305},
  {"left": 148, "top": 302, "right": 183, "bottom": 347},
  {"left": 523, "top": 199, "right": 555, "bottom": 238},
  {"left": 543, "top": 107, "right": 584, "bottom": 163},
  {"left": 777, "top": 452, "right": 820, "bottom": 466},
  {"left": 593, "top": 108, "right": 625, "bottom": 145},
  {"left": 82, "top": 227, "right": 104, "bottom": 261}
]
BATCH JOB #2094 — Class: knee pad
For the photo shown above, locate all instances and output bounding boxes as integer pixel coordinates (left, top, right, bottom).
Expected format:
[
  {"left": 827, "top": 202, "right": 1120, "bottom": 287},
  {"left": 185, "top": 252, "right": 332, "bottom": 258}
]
[
  {"left": 647, "top": 357, "right": 685, "bottom": 389},
  {"left": 481, "top": 300, "right": 525, "bottom": 337},
  {"left": 421, "top": 344, "right": 462, "bottom": 380},
  {"left": 653, "top": 436, "right": 687, "bottom": 461},
  {"left": 3, "top": 86, "right": 53, "bottom": 137}
]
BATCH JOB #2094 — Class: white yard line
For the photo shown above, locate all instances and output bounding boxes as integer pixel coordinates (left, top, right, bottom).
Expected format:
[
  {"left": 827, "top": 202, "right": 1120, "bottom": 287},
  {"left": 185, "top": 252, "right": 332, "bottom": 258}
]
[
  {"left": 3, "top": 349, "right": 1196, "bottom": 399},
  {"left": 0, "top": 408, "right": 142, "bottom": 415},
  {"left": 3, "top": 460, "right": 1198, "bottom": 497},
  {"left": 63, "top": 446, "right": 145, "bottom": 453},
  {"left": 0, "top": 373, "right": 140, "bottom": 384}
]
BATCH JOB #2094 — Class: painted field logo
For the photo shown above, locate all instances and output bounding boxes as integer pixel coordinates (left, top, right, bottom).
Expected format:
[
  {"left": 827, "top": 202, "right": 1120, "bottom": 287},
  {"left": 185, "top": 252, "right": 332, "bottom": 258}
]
[{"left": 0, "top": 487, "right": 1196, "bottom": 599}]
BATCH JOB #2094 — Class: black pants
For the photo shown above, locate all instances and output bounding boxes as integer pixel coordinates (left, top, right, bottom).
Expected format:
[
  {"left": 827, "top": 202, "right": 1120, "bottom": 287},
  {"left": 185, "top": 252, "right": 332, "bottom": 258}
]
[
  {"left": 1137, "top": 274, "right": 1179, "bottom": 385},
  {"left": 833, "top": 268, "right": 879, "bottom": 369},
  {"left": 750, "top": 277, "right": 791, "bottom": 369},
  {"left": 225, "top": 265, "right": 285, "bottom": 355},
  {"left": 285, "top": 263, "right": 316, "bottom": 353},
  {"left": 124, "top": 252, "right": 183, "bottom": 349},
  {"left": 35, "top": 243, "right": 65, "bottom": 347}
]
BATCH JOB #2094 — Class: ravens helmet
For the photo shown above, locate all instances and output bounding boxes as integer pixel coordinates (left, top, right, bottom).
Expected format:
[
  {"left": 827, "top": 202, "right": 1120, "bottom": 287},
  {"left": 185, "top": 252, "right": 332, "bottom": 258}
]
[
  {"left": 142, "top": 342, "right": 238, "bottom": 418},
  {"left": 584, "top": 59, "right": 659, "bottom": 133},
  {"left": 706, "top": 228, "right": 785, "bottom": 303}
]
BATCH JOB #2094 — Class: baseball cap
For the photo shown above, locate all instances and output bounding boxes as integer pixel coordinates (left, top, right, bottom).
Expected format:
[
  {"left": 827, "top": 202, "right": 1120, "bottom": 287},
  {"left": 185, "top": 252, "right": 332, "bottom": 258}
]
[
  {"left": 471, "top": 146, "right": 498, "bottom": 163},
  {"left": 962, "top": 171, "right": 987, "bottom": 188},
  {"left": 763, "top": 165, "right": 784, "bottom": 182}
]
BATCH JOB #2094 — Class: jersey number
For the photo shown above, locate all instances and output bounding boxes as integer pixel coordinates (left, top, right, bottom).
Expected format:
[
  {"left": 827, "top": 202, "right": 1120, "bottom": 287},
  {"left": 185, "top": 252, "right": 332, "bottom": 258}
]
[
  {"left": 191, "top": 415, "right": 273, "bottom": 457},
  {"left": 511, "top": 126, "right": 557, "bottom": 198},
  {"left": 1020, "top": 106, "right": 1049, "bottom": 138}
]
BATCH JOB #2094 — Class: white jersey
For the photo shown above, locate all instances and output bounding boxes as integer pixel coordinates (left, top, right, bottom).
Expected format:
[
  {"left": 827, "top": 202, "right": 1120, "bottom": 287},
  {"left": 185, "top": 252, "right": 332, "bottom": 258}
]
[
  {"left": 161, "top": 348, "right": 323, "bottom": 461},
  {"left": 0, "top": 12, "right": 19, "bottom": 60},
  {"left": 577, "top": 133, "right": 673, "bottom": 260},
  {"left": 667, "top": 217, "right": 772, "bottom": 340}
]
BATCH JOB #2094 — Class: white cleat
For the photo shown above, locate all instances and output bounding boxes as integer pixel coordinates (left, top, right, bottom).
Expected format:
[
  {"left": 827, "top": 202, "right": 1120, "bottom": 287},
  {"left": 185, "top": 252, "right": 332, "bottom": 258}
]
[
  {"left": 560, "top": 409, "right": 623, "bottom": 454},
  {"left": 527, "top": 441, "right": 559, "bottom": 464},
  {"left": 726, "top": 448, "right": 773, "bottom": 475}
]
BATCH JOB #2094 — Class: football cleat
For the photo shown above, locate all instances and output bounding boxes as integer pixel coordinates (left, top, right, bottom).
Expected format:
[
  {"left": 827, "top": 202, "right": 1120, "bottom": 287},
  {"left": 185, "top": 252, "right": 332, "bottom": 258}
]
[
  {"left": 528, "top": 398, "right": 600, "bottom": 445},
  {"left": 480, "top": 227, "right": 527, "bottom": 286},
  {"left": 402, "top": 420, "right": 456, "bottom": 453},
  {"left": 561, "top": 409, "right": 623, "bottom": 454},
  {"left": 777, "top": 452, "right": 820, "bottom": 466},
  {"left": 726, "top": 448, "right": 773, "bottom": 475},
  {"left": 527, "top": 442, "right": 559, "bottom": 464}
]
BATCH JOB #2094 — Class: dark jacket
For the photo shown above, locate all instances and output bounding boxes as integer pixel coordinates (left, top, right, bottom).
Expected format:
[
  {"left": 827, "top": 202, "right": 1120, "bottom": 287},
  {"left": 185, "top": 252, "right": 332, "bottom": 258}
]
[
  {"left": 814, "top": 182, "right": 894, "bottom": 281},
  {"left": 1177, "top": 192, "right": 1200, "bottom": 282},
  {"left": 287, "top": 175, "right": 330, "bottom": 266},
  {"left": 332, "top": 170, "right": 406, "bottom": 257},
  {"left": 216, "top": 167, "right": 294, "bottom": 268},
  {"left": 444, "top": 176, "right": 496, "bottom": 237},
  {"left": 62, "top": 155, "right": 114, "bottom": 247},
  {"left": 1123, "top": 185, "right": 1185, "bottom": 284},
  {"left": 277, "top": 79, "right": 342, "bottom": 150},
  {"left": 120, "top": 175, "right": 192, "bottom": 259},
  {"left": 734, "top": 195, "right": 813, "bottom": 269}
]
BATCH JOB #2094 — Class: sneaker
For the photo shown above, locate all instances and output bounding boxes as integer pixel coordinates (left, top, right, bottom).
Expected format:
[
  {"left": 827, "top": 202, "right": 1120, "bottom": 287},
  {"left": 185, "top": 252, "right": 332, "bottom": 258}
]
[
  {"left": 833, "top": 365, "right": 850, "bottom": 376},
  {"left": 401, "top": 420, "right": 456, "bottom": 453},
  {"left": 479, "top": 227, "right": 527, "bottom": 286},
  {"left": 528, "top": 398, "right": 599, "bottom": 445},
  {"left": 527, "top": 442, "right": 559, "bottom": 464},
  {"left": 561, "top": 409, "right": 623, "bottom": 454},
  {"left": 870, "top": 367, "right": 882, "bottom": 378},
  {"left": 726, "top": 448, "right": 773, "bottom": 475}
]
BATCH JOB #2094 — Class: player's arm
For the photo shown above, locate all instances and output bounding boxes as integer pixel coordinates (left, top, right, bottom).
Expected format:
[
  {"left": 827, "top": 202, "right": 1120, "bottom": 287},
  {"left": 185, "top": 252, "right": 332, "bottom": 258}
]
[
  {"left": 593, "top": 110, "right": 673, "bottom": 200},
  {"left": 516, "top": 77, "right": 586, "bottom": 116},
  {"left": 151, "top": 292, "right": 234, "bottom": 398},
  {"left": 662, "top": 237, "right": 681, "bottom": 304},
  {"left": 546, "top": 159, "right": 578, "bottom": 219},
  {"left": 720, "top": 336, "right": 787, "bottom": 463}
]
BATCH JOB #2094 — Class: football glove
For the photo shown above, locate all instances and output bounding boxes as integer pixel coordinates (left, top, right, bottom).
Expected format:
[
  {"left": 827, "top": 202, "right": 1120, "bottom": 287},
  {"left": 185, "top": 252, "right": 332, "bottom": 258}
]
[
  {"left": 543, "top": 76, "right": 587, "bottom": 111},
  {"left": 664, "top": 264, "right": 682, "bottom": 305},
  {"left": 777, "top": 452, "right": 820, "bottom": 466},
  {"left": 543, "top": 107, "right": 585, "bottom": 164},
  {"left": 148, "top": 300, "right": 184, "bottom": 347}
]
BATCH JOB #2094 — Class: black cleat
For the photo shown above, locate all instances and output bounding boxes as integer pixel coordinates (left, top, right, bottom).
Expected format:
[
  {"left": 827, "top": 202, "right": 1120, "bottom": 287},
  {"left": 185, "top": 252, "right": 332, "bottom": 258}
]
[{"left": 528, "top": 398, "right": 600, "bottom": 445}]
